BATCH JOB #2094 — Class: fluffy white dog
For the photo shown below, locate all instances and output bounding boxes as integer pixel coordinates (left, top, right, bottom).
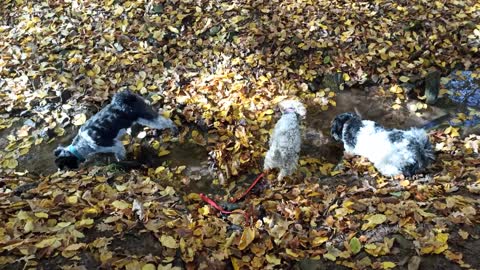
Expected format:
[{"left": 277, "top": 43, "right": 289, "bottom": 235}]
[
  {"left": 264, "top": 100, "right": 306, "bottom": 180},
  {"left": 331, "top": 112, "right": 435, "bottom": 177}
]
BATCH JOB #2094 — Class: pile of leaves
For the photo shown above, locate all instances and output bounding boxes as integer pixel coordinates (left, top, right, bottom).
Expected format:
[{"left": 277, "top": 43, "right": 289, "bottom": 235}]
[{"left": 1, "top": 0, "right": 480, "bottom": 269}]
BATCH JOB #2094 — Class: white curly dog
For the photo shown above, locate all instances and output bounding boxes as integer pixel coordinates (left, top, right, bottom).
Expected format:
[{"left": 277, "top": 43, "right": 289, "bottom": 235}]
[{"left": 264, "top": 100, "right": 306, "bottom": 180}]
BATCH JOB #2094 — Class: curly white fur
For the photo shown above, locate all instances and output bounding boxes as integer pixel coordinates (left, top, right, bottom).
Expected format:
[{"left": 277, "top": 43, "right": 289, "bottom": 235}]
[
  {"left": 263, "top": 100, "right": 306, "bottom": 180},
  {"left": 331, "top": 112, "right": 435, "bottom": 177}
]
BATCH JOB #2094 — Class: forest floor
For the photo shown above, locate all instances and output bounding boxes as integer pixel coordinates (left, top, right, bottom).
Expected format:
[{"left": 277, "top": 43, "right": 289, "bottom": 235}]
[{"left": 0, "top": 0, "right": 480, "bottom": 269}]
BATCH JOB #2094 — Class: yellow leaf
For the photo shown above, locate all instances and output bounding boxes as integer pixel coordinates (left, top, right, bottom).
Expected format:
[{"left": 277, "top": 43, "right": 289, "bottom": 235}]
[
  {"left": 24, "top": 220, "right": 34, "bottom": 232},
  {"left": 113, "top": 5, "right": 124, "bottom": 16},
  {"left": 167, "top": 25, "right": 179, "bottom": 34},
  {"left": 343, "top": 73, "right": 350, "bottom": 81},
  {"left": 158, "top": 149, "right": 171, "bottom": 157},
  {"left": 155, "top": 166, "right": 166, "bottom": 174},
  {"left": 459, "top": 230, "right": 469, "bottom": 240},
  {"left": 66, "top": 195, "right": 78, "bottom": 204},
  {"left": 361, "top": 214, "right": 387, "bottom": 230},
  {"left": 64, "top": 243, "right": 86, "bottom": 251},
  {"left": 265, "top": 254, "right": 281, "bottom": 265},
  {"left": 83, "top": 207, "right": 100, "bottom": 215},
  {"left": 77, "top": 218, "right": 94, "bottom": 227},
  {"left": 312, "top": 236, "right": 328, "bottom": 247},
  {"left": 35, "top": 237, "right": 59, "bottom": 248},
  {"left": 238, "top": 227, "right": 255, "bottom": 250},
  {"left": 324, "top": 253, "right": 336, "bottom": 261},
  {"left": 73, "top": 113, "right": 87, "bottom": 126},
  {"left": 142, "top": 263, "right": 156, "bottom": 270},
  {"left": 264, "top": 109, "right": 274, "bottom": 115},
  {"left": 399, "top": 76, "right": 410, "bottom": 82},
  {"left": 382, "top": 261, "right": 396, "bottom": 269},
  {"left": 198, "top": 205, "right": 210, "bottom": 216},
  {"left": 400, "top": 180, "right": 410, "bottom": 187},
  {"left": 160, "top": 235, "right": 178, "bottom": 249},
  {"left": 286, "top": 248, "right": 299, "bottom": 258},
  {"left": 34, "top": 212, "right": 48, "bottom": 218},
  {"left": 450, "top": 128, "right": 460, "bottom": 137},
  {"left": 389, "top": 84, "right": 403, "bottom": 94},
  {"left": 111, "top": 200, "right": 130, "bottom": 210},
  {"left": 4, "top": 159, "right": 18, "bottom": 169},
  {"left": 433, "top": 243, "right": 448, "bottom": 254},
  {"left": 231, "top": 257, "right": 243, "bottom": 270},
  {"left": 115, "top": 184, "right": 127, "bottom": 192},
  {"left": 437, "top": 232, "right": 449, "bottom": 243},
  {"left": 86, "top": 69, "right": 96, "bottom": 77},
  {"left": 392, "top": 104, "right": 402, "bottom": 110}
]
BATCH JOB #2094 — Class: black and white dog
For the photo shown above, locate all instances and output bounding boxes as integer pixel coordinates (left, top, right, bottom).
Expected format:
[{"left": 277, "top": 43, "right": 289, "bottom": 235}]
[
  {"left": 54, "top": 90, "right": 178, "bottom": 170},
  {"left": 331, "top": 113, "right": 434, "bottom": 177}
]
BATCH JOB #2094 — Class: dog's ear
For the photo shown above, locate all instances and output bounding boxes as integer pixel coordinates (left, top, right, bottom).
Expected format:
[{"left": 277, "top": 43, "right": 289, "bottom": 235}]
[{"left": 331, "top": 113, "right": 359, "bottom": 141}]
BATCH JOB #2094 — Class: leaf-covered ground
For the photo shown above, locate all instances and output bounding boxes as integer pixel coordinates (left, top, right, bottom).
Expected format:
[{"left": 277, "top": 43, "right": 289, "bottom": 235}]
[{"left": 1, "top": 0, "right": 480, "bottom": 269}]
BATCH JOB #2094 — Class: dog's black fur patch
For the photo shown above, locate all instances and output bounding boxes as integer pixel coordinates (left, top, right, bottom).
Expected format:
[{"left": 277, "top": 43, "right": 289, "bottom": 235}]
[
  {"left": 54, "top": 148, "right": 80, "bottom": 170},
  {"left": 331, "top": 113, "right": 357, "bottom": 141},
  {"left": 401, "top": 139, "right": 434, "bottom": 176},
  {"left": 343, "top": 117, "right": 363, "bottom": 148},
  {"left": 82, "top": 91, "right": 158, "bottom": 147},
  {"left": 331, "top": 112, "right": 363, "bottom": 148},
  {"left": 388, "top": 131, "right": 404, "bottom": 143}
]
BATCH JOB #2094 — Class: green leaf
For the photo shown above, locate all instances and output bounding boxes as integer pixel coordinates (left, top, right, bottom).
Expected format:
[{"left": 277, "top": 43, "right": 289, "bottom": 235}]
[
  {"left": 349, "top": 237, "right": 362, "bottom": 254},
  {"left": 323, "top": 55, "right": 331, "bottom": 64}
]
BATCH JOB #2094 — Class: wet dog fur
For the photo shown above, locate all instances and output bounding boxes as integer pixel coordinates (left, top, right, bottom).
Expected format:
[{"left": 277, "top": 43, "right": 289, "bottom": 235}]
[
  {"left": 331, "top": 112, "right": 434, "bottom": 177},
  {"left": 54, "top": 90, "right": 178, "bottom": 170},
  {"left": 264, "top": 100, "right": 306, "bottom": 180}
]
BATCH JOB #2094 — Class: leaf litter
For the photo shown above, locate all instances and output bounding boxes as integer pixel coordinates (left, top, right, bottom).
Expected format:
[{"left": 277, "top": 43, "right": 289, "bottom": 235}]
[{"left": 0, "top": 0, "right": 480, "bottom": 269}]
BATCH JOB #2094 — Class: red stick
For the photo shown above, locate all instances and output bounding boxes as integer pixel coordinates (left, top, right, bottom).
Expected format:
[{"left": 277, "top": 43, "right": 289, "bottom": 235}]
[
  {"left": 230, "top": 172, "right": 265, "bottom": 203},
  {"left": 199, "top": 172, "right": 265, "bottom": 216},
  {"left": 199, "top": 193, "right": 233, "bottom": 214}
]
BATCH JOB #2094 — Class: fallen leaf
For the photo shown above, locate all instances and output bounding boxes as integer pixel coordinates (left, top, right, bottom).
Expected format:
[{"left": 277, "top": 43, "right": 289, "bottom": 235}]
[
  {"left": 238, "top": 227, "right": 255, "bottom": 250},
  {"left": 160, "top": 235, "right": 178, "bottom": 249}
]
